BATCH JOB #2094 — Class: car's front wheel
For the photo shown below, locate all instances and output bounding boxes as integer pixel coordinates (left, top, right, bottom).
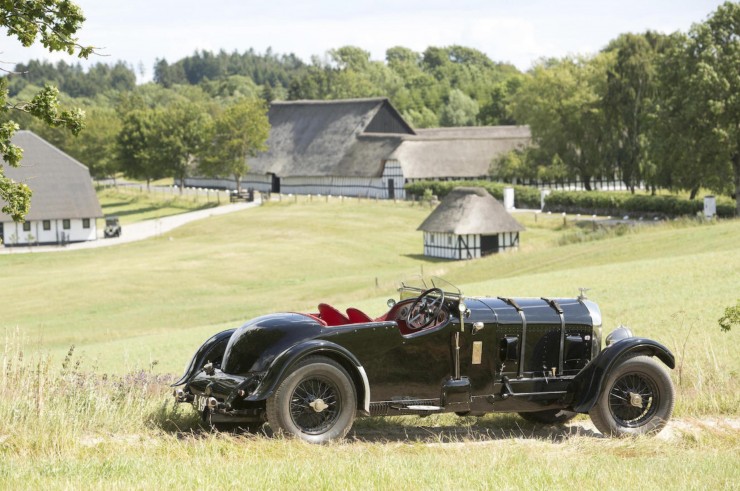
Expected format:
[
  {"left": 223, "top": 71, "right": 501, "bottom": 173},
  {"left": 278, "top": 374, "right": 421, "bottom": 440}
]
[
  {"left": 589, "top": 355, "right": 674, "bottom": 436},
  {"left": 266, "top": 356, "right": 356, "bottom": 443}
]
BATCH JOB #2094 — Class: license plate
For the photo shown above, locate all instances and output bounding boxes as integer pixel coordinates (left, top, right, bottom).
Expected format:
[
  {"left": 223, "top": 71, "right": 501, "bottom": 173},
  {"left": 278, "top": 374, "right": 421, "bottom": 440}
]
[{"left": 194, "top": 394, "right": 207, "bottom": 412}]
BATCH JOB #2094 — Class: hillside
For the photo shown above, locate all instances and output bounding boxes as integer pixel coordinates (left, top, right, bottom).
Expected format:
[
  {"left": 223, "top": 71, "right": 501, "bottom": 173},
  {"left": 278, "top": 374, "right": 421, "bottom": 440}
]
[{"left": 1, "top": 199, "right": 737, "bottom": 383}]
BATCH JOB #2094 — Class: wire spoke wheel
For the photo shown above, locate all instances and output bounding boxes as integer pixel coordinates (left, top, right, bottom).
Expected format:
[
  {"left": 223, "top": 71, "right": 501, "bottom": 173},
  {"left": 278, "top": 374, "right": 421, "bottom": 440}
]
[
  {"left": 608, "top": 373, "right": 659, "bottom": 427},
  {"left": 589, "top": 355, "right": 674, "bottom": 436},
  {"left": 267, "top": 356, "right": 356, "bottom": 443},
  {"left": 289, "top": 377, "right": 341, "bottom": 435}
]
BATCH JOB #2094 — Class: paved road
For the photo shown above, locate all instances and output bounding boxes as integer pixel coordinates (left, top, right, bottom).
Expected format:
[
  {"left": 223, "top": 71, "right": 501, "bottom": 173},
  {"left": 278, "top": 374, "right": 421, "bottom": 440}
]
[{"left": 1, "top": 200, "right": 260, "bottom": 254}]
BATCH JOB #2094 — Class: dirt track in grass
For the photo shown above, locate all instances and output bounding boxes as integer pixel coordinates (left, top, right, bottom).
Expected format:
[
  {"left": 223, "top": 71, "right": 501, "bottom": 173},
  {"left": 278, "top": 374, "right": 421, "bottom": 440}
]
[{"left": 343, "top": 416, "right": 740, "bottom": 445}]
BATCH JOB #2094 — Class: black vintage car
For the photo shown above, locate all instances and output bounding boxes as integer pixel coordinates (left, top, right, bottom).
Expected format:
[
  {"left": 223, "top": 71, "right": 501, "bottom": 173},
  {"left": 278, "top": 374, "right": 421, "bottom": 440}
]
[{"left": 173, "top": 278, "right": 675, "bottom": 443}]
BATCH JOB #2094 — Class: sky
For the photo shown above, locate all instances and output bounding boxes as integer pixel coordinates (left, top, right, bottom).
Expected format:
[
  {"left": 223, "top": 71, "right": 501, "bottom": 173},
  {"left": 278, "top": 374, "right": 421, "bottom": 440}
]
[{"left": 0, "top": 0, "right": 730, "bottom": 83}]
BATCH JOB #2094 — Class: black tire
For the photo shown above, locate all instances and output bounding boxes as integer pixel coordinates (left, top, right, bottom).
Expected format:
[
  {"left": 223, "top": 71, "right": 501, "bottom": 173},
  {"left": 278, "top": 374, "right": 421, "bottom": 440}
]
[
  {"left": 518, "top": 409, "right": 578, "bottom": 424},
  {"left": 589, "top": 355, "right": 674, "bottom": 436},
  {"left": 266, "top": 356, "right": 356, "bottom": 443}
]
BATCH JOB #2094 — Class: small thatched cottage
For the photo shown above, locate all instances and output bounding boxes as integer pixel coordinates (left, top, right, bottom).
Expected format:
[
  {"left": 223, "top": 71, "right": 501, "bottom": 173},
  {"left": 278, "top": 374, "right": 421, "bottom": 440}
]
[
  {"left": 185, "top": 98, "right": 531, "bottom": 199},
  {"left": 418, "top": 187, "right": 524, "bottom": 260},
  {"left": 0, "top": 131, "right": 103, "bottom": 246}
]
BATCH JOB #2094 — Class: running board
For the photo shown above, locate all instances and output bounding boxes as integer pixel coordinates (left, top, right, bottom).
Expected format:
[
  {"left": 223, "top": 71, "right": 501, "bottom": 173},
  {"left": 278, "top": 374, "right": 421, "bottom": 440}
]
[{"left": 405, "top": 405, "right": 443, "bottom": 412}]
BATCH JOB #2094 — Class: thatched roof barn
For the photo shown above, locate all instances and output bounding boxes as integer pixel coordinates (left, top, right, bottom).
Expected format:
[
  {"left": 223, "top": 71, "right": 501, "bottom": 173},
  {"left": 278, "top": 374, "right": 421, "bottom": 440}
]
[
  {"left": 249, "top": 98, "right": 413, "bottom": 178},
  {"left": 185, "top": 98, "right": 532, "bottom": 199},
  {"left": 418, "top": 187, "right": 524, "bottom": 260},
  {"left": 0, "top": 131, "right": 103, "bottom": 246},
  {"left": 238, "top": 98, "right": 413, "bottom": 197}
]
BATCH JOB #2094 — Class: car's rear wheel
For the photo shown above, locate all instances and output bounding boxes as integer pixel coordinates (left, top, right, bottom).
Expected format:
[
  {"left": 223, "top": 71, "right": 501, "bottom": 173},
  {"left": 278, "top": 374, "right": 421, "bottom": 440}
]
[
  {"left": 589, "top": 355, "right": 674, "bottom": 436},
  {"left": 266, "top": 356, "right": 356, "bottom": 443},
  {"left": 518, "top": 409, "right": 578, "bottom": 424}
]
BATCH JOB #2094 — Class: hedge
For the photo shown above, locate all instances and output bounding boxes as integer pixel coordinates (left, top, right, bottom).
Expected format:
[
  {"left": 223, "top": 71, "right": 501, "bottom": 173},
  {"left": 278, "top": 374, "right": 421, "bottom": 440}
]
[
  {"left": 404, "top": 180, "right": 542, "bottom": 209},
  {"left": 543, "top": 191, "right": 736, "bottom": 218},
  {"left": 404, "top": 181, "right": 736, "bottom": 218}
]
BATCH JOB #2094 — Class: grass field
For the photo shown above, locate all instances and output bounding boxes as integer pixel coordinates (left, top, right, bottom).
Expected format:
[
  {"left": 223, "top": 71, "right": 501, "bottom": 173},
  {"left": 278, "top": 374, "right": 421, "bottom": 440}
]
[
  {"left": 1, "top": 196, "right": 738, "bottom": 489},
  {"left": 97, "top": 186, "right": 225, "bottom": 224}
]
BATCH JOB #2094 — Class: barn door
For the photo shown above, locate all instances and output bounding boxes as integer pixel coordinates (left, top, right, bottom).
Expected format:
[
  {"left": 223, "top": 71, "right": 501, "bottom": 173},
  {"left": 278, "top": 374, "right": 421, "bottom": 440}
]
[
  {"left": 387, "top": 179, "right": 395, "bottom": 200},
  {"left": 480, "top": 235, "right": 499, "bottom": 256}
]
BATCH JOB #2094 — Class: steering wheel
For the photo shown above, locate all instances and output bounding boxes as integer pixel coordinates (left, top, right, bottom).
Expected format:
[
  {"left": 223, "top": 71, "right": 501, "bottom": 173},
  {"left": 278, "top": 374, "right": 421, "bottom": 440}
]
[{"left": 407, "top": 288, "right": 446, "bottom": 330}]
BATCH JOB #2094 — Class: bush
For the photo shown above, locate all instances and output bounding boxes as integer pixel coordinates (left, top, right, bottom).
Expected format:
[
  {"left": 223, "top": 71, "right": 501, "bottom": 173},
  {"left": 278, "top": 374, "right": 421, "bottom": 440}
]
[
  {"left": 543, "top": 191, "right": 736, "bottom": 218},
  {"left": 404, "top": 180, "right": 542, "bottom": 209}
]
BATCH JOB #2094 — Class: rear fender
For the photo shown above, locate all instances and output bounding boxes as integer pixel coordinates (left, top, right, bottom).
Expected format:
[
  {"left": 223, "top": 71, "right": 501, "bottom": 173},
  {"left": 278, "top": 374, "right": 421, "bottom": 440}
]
[
  {"left": 247, "top": 340, "right": 371, "bottom": 413},
  {"left": 171, "top": 328, "right": 236, "bottom": 386},
  {"left": 570, "top": 337, "right": 675, "bottom": 413}
]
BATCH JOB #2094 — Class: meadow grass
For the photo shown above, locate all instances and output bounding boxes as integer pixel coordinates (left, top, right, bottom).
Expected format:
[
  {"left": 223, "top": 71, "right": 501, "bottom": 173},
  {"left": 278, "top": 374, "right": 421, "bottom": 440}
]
[
  {"left": 1, "top": 197, "right": 738, "bottom": 488},
  {"left": 97, "top": 187, "right": 222, "bottom": 224},
  {"left": 0, "top": 340, "right": 737, "bottom": 490}
]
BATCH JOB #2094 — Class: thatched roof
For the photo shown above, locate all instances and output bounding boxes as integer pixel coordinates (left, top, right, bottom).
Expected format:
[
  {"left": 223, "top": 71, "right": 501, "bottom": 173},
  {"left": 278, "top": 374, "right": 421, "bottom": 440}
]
[
  {"left": 0, "top": 131, "right": 103, "bottom": 221},
  {"left": 249, "top": 98, "right": 414, "bottom": 178},
  {"left": 392, "top": 126, "right": 530, "bottom": 179},
  {"left": 418, "top": 187, "right": 525, "bottom": 235}
]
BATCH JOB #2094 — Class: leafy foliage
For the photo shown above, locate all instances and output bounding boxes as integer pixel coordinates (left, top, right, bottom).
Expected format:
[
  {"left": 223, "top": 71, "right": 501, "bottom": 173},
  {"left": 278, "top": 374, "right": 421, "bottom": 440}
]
[
  {"left": 649, "top": 1, "right": 740, "bottom": 215},
  {"left": 718, "top": 300, "right": 740, "bottom": 332},
  {"left": 199, "top": 98, "right": 270, "bottom": 191},
  {"left": 0, "top": 0, "right": 93, "bottom": 221}
]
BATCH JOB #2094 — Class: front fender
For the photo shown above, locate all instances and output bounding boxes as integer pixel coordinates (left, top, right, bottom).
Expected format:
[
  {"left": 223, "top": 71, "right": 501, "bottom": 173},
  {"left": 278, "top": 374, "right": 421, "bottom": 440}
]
[
  {"left": 246, "top": 340, "right": 371, "bottom": 413},
  {"left": 171, "top": 328, "right": 236, "bottom": 386},
  {"left": 570, "top": 337, "right": 675, "bottom": 413}
]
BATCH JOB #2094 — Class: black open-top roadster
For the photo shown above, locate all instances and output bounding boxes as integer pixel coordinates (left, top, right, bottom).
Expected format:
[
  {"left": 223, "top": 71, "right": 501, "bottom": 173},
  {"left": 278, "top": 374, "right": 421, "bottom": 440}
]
[{"left": 173, "top": 278, "right": 675, "bottom": 442}]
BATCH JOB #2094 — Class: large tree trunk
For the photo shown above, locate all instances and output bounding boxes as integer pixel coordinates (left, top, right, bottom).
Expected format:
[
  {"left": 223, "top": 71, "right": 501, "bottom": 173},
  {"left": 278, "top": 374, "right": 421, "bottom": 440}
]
[{"left": 235, "top": 174, "right": 242, "bottom": 194}]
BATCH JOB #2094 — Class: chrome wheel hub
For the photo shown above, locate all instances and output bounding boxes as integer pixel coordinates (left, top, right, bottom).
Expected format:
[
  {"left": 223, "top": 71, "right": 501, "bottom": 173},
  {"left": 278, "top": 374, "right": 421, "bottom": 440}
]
[{"left": 309, "top": 398, "right": 329, "bottom": 413}]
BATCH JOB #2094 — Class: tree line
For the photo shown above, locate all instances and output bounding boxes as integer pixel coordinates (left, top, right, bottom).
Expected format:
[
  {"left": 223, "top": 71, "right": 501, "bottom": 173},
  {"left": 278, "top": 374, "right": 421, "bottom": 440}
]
[{"left": 2, "top": 1, "right": 738, "bottom": 219}]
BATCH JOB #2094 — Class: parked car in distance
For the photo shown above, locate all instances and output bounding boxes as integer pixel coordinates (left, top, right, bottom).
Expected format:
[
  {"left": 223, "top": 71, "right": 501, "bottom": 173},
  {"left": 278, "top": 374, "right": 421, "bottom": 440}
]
[
  {"left": 173, "top": 278, "right": 675, "bottom": 443},
  {"left": 104, "top": 216, "right": 121, "bottom": 238}
]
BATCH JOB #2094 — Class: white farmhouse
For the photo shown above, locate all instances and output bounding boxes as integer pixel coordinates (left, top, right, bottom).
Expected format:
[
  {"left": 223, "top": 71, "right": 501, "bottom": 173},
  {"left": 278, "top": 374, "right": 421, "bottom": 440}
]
[{"left": 0, "top": 131, "right": 103, "bottom": 246}]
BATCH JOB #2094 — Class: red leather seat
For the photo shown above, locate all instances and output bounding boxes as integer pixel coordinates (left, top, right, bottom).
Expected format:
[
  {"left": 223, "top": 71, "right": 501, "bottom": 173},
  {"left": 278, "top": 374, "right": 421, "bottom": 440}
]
[
  {"left": 318, "top": 303, "right": 350, "bottom": 326},
  {"left": 346, "top": 307, "right": 373, "bottom": 323}
]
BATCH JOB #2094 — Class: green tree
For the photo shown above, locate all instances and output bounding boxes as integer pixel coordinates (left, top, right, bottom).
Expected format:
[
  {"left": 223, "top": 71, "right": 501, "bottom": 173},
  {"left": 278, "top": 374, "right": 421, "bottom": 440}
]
[
  {"left": 651, "top": 2, "right": 740, "bottom": 213},
  {"left": 200, "top": 98, "right": 269, "bottom": 192},
  {"left": 511, "top": 55, "right": 612, "bottom": 190},
  {"left": 77, "top": 108, "right": 120, "bottom": 178},
  {"left": 0, "top": 0, "right": 93, "bottom": 221},
  {"left": 602, "top": 32, "right": 666, "bottom": 192},
  {"left": 116, "top": 108, "right": 166, "bottom": 187},
  {"left": 439, "top": 88, "right": 479, "bottom": 126},
  {"left": 157, "top": 102, "right": 212, "bottom": 190}
]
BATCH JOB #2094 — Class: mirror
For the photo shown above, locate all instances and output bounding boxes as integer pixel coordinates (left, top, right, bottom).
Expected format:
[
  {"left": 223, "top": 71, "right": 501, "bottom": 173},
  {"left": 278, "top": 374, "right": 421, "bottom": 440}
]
[{"left": 387, "top": 298, "right": 396, "bottom": 308}]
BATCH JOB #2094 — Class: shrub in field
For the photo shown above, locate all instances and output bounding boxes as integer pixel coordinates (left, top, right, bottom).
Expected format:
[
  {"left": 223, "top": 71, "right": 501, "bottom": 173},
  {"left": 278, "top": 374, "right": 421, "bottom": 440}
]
[{"left": 718, "top": 301, "right": 740, "bottom": 332}]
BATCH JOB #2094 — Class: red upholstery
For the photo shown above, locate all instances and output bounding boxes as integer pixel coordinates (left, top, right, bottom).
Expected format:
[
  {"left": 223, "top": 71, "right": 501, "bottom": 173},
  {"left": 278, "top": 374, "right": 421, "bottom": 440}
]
[
  {"left": 318, "top": 303, "right": 350, "bottom": 326},
  {"left": 346, "top": 307, "right": 373, "bottom": 323}
]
